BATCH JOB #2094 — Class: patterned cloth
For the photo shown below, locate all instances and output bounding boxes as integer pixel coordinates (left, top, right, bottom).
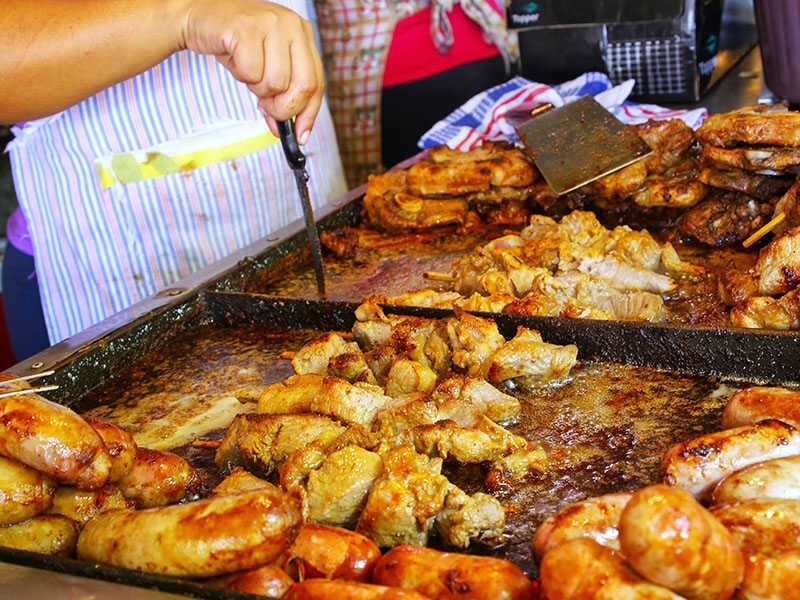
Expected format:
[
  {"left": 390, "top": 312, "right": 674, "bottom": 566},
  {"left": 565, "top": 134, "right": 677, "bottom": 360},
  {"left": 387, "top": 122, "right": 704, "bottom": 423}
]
[
  {"left": 419, "top": 71, "right": 709, "bottom": 151},
  {"left": 6, "top": 0, "right": 347, "bottom": 346},
  {"left": 315, "top": 0, "right": 517, "bottom": 187}
]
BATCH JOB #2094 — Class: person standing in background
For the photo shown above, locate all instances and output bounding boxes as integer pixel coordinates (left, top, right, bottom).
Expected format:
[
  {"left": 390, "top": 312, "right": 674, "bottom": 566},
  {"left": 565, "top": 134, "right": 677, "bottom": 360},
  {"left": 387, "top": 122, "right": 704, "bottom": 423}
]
[
  {"left": 315, "top": 0, "right": 518, "bottom": 187},
  {"left": 1, "top": 0, "right": 347, "bottom": 361}
]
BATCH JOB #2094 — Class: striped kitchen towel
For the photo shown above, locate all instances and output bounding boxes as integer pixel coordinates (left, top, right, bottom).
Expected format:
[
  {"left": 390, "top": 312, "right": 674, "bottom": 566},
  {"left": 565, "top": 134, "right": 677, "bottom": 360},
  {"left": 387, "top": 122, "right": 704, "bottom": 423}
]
[{"left": 418, "top": 71, "right": 708, "bottom": 151}]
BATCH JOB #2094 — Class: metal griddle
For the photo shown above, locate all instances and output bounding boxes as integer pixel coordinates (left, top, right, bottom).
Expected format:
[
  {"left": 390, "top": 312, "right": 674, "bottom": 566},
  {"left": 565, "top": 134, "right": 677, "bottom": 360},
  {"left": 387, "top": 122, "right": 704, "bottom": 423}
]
[{"left": 2, "top": 182, "right": 800, "bottom": 596}]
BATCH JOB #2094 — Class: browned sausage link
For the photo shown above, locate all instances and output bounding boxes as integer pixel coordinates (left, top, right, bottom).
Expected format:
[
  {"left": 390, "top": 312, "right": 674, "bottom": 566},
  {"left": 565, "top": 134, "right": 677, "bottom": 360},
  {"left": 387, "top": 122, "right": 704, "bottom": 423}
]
[
  {"left": 0, "top": 392, "right": 111, "bottom": 489},
  {"left": 618, "top": 484, "right": 743, "bottom": 600},
  {"left": 371, "top": 544, "right": 535, "bottom": 600},
  {"left": 711, "top": 454, "right": 800, "bottom": 504},
  {"left": 0, "top": 455, "right": 56, "bottom": 525},
  {"left": 211, "top": 564, "right": 294, "bottom": 598},
  {"left": 77, "top": 488, "right": 302, "bottom": 577},
  {"left": 117, "top": 447, "right": 204, "bottom": 508},
  {"left": 284, "top": 579, "right": 430, "bottom": 599},
  {"left": 0, "top": 514, "right": 80, "bottom": 557},
  {"left": 659, "top": 419, "right": 800, "bottom": 501},
  {"left": 282, "top": 523, "right": 381, "bottom": 582},
  {"left": 539, "top": 537, "right": 684, "bottom": 600},
  {"left": 711, "top": 498, "right": 800, "bottom": 600},
  {"left": 82, "top": 415, "right": 138, "bottom": 482},
  {"left": 722, "top": 386, "right": 800, "bottom": 429},
  {"left": 48, "top": 484, "right": 133, "bottom": 524},
  {"left": 532, "top": 491, "right": 633, "bottom": 561}
]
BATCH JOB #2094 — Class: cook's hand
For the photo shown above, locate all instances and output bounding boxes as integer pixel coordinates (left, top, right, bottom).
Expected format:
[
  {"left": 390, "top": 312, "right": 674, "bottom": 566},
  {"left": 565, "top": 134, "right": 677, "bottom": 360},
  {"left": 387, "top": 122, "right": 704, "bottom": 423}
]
[{"left": 180, "top": 0, "right": 324, "bottom": 144}]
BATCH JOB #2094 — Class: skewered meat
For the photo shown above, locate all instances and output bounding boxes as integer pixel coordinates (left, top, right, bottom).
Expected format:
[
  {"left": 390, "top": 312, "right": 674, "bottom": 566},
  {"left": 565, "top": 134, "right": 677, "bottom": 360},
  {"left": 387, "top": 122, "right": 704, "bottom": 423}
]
[
  {"left": 283, "top": 523, "right": 381, "bottom": 581},
  {"left": 711, "top": 498, "right": 800, "bottom": 600},
  {"left": 695, "top": 103, "right": 800, "bottom": 148},
  {"left": 215, "top": 413, "right": 346, "bottom": 476},
  {"left": 675, "top": 190, "right": 774, "bottom": 248},
  {"left": 356, "top": 445, "right": 449, "bottom": 547},
  {"left": 711, "top": 454, "right": 800, "bottom": 504},
  {"left": 721, "top": 385, "right": 800, "bottom": 429},
  {"left": 0, "top": 514, "right": 79, "bottom": 557},
  {"left": 48, "top": 485, "right": 133, "bottom": 524},
  {"left": 532, "top": 491, "right": 634, "bottom": 560},
  {"left": 77, "top": 487, "right": 302, "bottom": 577},
  {"left": 116, "top": 447, "right": 203, "bottom": 508},
  {"left": 538, "top": 538, "right": 684, "bottom": 600},
  {"left": 0, "top": 455, "right": 56, "bottom": 525},
  {"left": 659, "top": 419, "right": 800, "bottom": 501},
  {"left": 618, "top": 484, "right": 743, "bottom": 600},
  {"left": 285, "top": 579, "right": 429, "bottom": 600},
  {"left": 0, "top": 384, "right": 111, "bottom": 489},
  {"left": 434, "top": 484, "right": 505, "bottom": 549},
  {"left": 372, "top": 544, "right": 535, "bottom": 600}
]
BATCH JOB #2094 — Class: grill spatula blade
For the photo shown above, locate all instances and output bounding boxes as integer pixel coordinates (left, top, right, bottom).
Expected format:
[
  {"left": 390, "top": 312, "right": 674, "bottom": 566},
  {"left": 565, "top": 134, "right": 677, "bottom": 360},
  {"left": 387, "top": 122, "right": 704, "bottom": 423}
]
[{"left": 515, "top": 95, "right": 653, "bottom": 195}]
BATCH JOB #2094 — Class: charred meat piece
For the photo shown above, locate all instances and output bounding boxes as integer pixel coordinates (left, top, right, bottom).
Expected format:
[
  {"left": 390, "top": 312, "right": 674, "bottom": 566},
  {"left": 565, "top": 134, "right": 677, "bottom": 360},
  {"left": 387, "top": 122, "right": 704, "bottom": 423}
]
[
  {"left": 697, "top": 166, "right": 794, "bottom": 201},
  {"left": 700, "top": 144, "right": 800, "bottom": 173},
  {"left": 755, "top": 225, "right": 800, "bottom": 295},
  {"left": 696, "top": 103, "right": 800, "bottom": 148},
  {"left": 434, "top": 484, "right": 505, "bottom": 549},
  {"left": 730, "top": 287, "right": 800, "bottom": 329},
  {"left": 675, "top": 190, "right": 775, "bottom": 247}
]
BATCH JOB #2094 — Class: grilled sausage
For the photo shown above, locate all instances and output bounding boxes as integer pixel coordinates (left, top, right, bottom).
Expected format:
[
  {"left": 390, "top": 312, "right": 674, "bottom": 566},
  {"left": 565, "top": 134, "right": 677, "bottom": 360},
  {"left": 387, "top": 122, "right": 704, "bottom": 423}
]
[
  {"left": 212, "top": 564, "right": 294, "bottom": 598},
  {"left": 711, "top": 454, "right": 800, "bottom": 504},
  {"left": 284, "top": 579, "right": 429, "bottom": 599},
  {"left": 283, "top": 523, "right": 381, "bottom": 582},
  {"left": 722, "top": 386, "right": 800, "bottom": 429},
  {"left": 532, "top": 491, "right": 633, "bottom": 561},
  {"left": 0, "top": 455, "right": 56, "bottom": 525},
  {"left": 371, "top": 545, "right": 535, "bottom": 600},
  {"left": 48, "top": 484, "right": 133, "bottom": 524},
  {"left": 538, "top": 537, "right": 684, "bottom": 600},
  {"left": 659, "top": 419, "right": 800, "bottom": 501},
  {"left": 116, "top": 447, "right": 204, "bottom": 508},
  {"left": 0, "top": 390, "right": 111, "bottom": 489},
  {"left": 0, "top": 514, "right": 79, "bottom": 556},
  {"left": 711, "top": 498, "right": 800, "bottom": 600},
  {"left": 76, "top": 487, "right": 302, "bottom": 577},
  {"left": 82, "top": 415, "right": 137, "bottom": 482},
  {"left": 618, "top": 484, "right": 743, "bottom": 600}
]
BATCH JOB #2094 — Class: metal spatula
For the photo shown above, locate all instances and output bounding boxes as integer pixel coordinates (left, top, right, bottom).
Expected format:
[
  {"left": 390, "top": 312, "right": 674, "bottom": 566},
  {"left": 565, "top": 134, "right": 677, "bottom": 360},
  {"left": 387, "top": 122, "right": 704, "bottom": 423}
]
[{"left": 515, "top": 95, "right": 653, "bottom": 195}]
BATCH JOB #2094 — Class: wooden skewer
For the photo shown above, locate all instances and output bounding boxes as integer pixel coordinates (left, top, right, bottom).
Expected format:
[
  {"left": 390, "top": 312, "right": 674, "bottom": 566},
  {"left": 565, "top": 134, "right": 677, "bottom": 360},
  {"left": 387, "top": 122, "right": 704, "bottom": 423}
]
[
  {"left": 3, "top": 370, "right": 56, "bottom": 383},
  {"left": 743, "top": 212, "right": 786, "bottom": 248},
  {"left": 423, "top": 271, "right": 456, "bottom": 282},
  {"left": 0, "top": 385, "right": 59, "bottom": 399}
]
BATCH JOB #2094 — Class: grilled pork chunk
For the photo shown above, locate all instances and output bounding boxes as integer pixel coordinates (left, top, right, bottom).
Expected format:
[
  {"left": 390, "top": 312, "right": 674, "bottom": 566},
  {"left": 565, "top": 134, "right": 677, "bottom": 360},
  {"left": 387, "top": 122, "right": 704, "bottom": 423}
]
[{"left": 755, "top": 225, "right": 800, "bottom": 295}]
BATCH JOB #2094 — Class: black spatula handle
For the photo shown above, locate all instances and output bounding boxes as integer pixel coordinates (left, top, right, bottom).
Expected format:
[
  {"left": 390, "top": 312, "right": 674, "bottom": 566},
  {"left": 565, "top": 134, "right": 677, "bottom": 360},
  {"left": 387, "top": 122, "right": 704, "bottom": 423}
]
[{"left": 277, "top": 120, "right": 306, "bottom": 170}]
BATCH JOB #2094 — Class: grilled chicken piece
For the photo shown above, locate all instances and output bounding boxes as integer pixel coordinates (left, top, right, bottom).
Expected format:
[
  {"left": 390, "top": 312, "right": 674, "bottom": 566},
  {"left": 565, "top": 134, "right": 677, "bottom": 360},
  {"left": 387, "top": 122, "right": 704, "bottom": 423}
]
[
  {"left": 718, "top": 266, "right": 759, "bottom": 306},
  {"left": 48, "top": 485, "right": 133, "bottom": 524},
  {"left": 676, "top": 190, "right": 775, "bottom": 247},
  {"left": 576, "top": 254, "right": 677, "bottom": 295},
  {"left": 116, "top": 447, "right": 204, "bottom": 508},
  {"left": 485, "top": 445, "right": 550, "bottom": 490},
  {"left": 362, "top": 193, "right": 470, "bottom": 233},
  {"left": 306, "top": 445, "right": 384, "bottom": 528},
  {"left": 636, "top": 117, "right": 697, "bottom": 173},
  {"left": 257, "top": 374, "right": 393, "bottom": 429},
  {"left": 435, "top": 484, "right": 505, "bottom": 549},
  {"left": 697, "top": 165, "right": 794, "bottom": 201},
  {"left": 697, "top": 103, "right": 800, "bottom": 147},
  {"left": 481, "top": 327, "right": 578, "bottom": 385},
  {"left": 291, "top": 332, "right": 376, "bottom": 384},
  {"left": 631, "top": 163, "right": 707, "bottom": 209},
  {"left": 408, "top": 416, "right": 530, "bottom": 464},
  {"left": 701, "top": 144, "right": 800, "bottom": 173},
  {"left": 215, "top": 413, "right": 346, "bottom": 476},
  {"left": 384, "top": 359, "right": 438, "bottom": 397},
  {"left": 583, "top": 159, "right": 649, "bottom": 201},
  {"left": 356, "top": 445, "right": 449, "bottom": 548},
  {"left": 730, "top": 287, "right": 800, "bottom": 329},
  {"left": 773, "top": 176, "right": 800, "bottom": 237},
  {"left": 211, "top": 468, "right": 276, "bottom": 495},
  {"left": 446, "top": 311, "right": 506, "bottom": 377},
  {"left": 755, "top": 225, "right": 800, "bottom": 295}
]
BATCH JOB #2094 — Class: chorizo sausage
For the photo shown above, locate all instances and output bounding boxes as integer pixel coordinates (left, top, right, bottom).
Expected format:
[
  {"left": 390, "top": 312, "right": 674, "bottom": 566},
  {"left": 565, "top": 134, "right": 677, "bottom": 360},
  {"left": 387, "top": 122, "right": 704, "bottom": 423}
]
[
  {"left": 371, "top": 544, "right": 534, "bottom": 600},
  {"left": 284, "top": 579, "right": 429, "bottom": 599},
  {"left": 722, "top": 386, "right": 800, "bottom": 429},
  {"left": 0, "top": 390, "right": 110, "bottom": 489},
  {"left": 283, "top": 523, "right": 381, "bottom": 582},
  {"left": 711, "top": 454, "right": 800, "bottom": 504},
  {"left": 539, "top": 537, "right": 684, "bottom": 600},
  {"left": 659, "top": 419, "right": 800, "bottom": 501},
  {"left": 711, "top": 498, "right": 800, "bottom": 600},
  {"left": 211, "top": 564, "right": 294, "bottom": 598},
  {"left": 618, "top": 484, "right": 743, "bottom": 600},
  {"left": 116, "top": 447, "right": 204, "bottom": 508},
  {"left": 0, "top": 455, "right": 56, "bottom": 525},
  {"left": 77, "top": 487, "right": 302, "bottom": 577},
  {"left": 532, "top": 491, "right": 633, "bottom": 561}
]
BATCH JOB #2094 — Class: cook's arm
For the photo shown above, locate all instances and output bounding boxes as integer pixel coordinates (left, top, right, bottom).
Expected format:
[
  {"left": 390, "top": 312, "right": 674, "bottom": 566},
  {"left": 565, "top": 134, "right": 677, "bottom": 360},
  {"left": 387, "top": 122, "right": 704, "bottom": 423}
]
[{"left": 0, "top": 0, "right": 323, "bottom": 139}]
